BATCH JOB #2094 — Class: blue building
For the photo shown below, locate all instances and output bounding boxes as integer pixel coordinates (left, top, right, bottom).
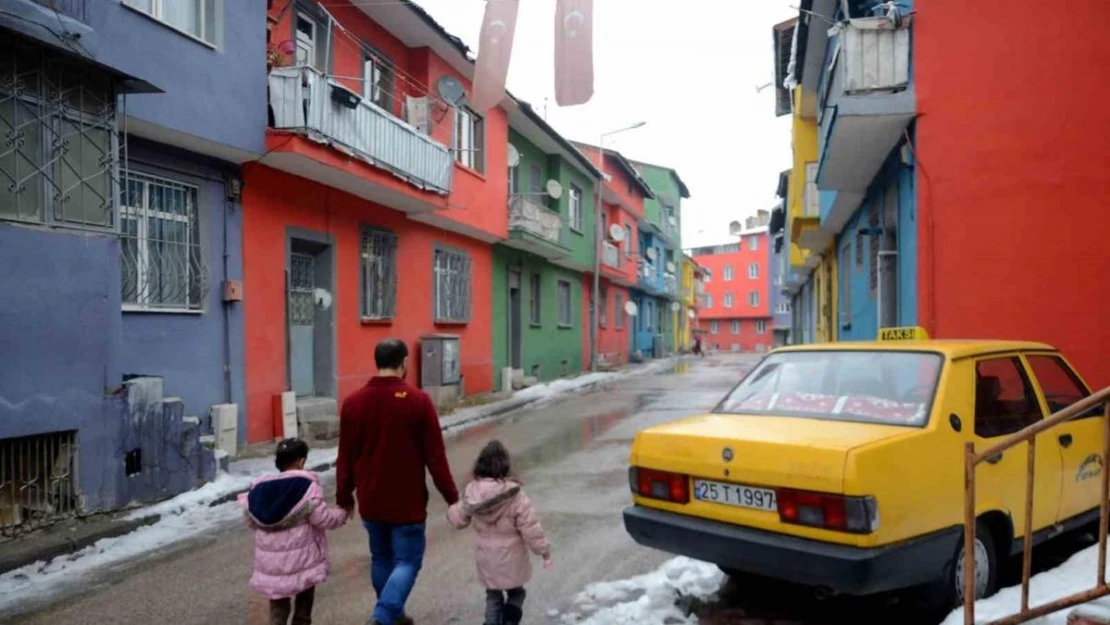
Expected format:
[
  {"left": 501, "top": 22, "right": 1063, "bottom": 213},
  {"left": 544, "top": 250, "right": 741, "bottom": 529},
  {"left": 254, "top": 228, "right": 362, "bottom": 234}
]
[
  {"left": 0, "top": 0, "right": 265, "bottom": 527},
  {"left": 628, "top": 227, "right": 673, "bottom": 359},
  {"left": 769, "top": 176, "right": 792, "bottom": 346}
]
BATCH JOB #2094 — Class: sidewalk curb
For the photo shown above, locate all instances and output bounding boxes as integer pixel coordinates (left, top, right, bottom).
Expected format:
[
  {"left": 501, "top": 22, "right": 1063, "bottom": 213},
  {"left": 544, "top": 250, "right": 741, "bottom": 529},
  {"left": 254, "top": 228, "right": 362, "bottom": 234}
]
[
  {"left": 0, "top": 514, "right": 162, "bottom": 576},
  {"left": 4, "top": 357, "right": 679, "bottom": 576}
]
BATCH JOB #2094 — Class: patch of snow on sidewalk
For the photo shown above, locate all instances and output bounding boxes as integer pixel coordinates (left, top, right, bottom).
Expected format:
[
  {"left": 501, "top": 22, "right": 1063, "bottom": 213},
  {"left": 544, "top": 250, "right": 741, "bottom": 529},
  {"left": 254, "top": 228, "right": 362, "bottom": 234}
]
[
  {"left": 561, "top": 557, "right": 724, "bottom": 625},
  {"left": 942, "top": 542, "right": 1105, "bottom": 625}
]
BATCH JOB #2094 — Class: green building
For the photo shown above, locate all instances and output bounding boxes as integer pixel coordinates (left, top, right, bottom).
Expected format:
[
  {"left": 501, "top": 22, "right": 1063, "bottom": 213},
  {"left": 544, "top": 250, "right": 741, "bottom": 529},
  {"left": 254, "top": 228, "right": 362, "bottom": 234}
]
[
  {"left": 492, "top": 100, "right": 602, "bottom": 390},
  {"left": 630, "top": 160, "right": 691, "bottom": 355}
]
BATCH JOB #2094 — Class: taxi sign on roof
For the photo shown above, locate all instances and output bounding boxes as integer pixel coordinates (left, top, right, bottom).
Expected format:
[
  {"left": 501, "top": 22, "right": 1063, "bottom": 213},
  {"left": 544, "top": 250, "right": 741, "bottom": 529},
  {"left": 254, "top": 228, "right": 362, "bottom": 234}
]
[{"left": 877, "top": 326, "right": 930, "bottom": 341}]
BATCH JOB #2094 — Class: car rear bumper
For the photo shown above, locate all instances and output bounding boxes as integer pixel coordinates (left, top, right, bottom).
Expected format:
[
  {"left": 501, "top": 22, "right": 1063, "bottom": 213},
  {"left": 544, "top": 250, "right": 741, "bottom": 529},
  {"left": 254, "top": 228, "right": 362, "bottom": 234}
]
[{"left": 623, "top": 505, "right": 960, "bottom": 596}]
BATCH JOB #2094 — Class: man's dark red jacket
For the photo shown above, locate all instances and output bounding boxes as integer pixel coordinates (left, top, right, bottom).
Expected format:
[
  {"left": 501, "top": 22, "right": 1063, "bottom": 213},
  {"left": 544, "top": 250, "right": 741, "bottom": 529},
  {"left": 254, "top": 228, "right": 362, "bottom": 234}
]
[{"left": 336, "top": 376, "right": 459, "bottom": 524}]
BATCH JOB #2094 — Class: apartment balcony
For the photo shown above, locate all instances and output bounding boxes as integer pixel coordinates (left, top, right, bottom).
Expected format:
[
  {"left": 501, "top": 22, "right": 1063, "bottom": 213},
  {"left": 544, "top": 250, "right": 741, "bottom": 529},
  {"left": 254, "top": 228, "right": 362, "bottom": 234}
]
[
  {"left": 505, "top": 196, "right": 570, "bottom": 260},
  {"left": 267, "top": 66, "right": 452, "bottom": 213},
  {"left": 817, "top": 18, "right": 914, "bottom": 234},
  {"left": 664, "top": 274, "right": 679, "bottom": 299}
]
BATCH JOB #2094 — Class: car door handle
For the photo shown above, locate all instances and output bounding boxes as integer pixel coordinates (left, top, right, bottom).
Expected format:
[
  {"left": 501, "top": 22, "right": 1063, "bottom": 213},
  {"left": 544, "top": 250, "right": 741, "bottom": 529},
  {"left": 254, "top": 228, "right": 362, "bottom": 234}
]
[
  {"left": 986, "top": 453, "right": 1003, "bottom": 465},
  {"left": 1059, "top": 434, "right": 1074, "bottom": 448}
]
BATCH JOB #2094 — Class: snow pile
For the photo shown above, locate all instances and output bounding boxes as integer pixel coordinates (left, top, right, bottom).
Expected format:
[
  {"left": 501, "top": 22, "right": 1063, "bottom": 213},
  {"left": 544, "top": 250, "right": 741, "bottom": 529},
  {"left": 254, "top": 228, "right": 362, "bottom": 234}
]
[
  {"left": 561, "top": 557, "right": 724, "bottom": 625},
  {"left": 942, "top": 542, "right": 1106, "bottom": 625}
]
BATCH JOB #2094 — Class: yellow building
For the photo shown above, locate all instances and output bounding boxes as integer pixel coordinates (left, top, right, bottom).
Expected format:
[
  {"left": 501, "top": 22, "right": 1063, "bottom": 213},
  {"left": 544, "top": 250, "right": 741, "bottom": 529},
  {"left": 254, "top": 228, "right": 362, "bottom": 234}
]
[{"left": 677, "top": 254, "right": 699, "bottom": 351}]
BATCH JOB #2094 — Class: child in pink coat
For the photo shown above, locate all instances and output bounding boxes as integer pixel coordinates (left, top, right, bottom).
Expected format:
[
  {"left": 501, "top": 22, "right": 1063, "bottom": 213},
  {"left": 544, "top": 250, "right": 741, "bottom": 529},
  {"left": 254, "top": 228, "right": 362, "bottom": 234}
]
[
  {"left": 240, "top": 438, "right": 348, "bottom": 625},
  {"left": 447, "top": 440, "right": 552, "bottom": 625}
]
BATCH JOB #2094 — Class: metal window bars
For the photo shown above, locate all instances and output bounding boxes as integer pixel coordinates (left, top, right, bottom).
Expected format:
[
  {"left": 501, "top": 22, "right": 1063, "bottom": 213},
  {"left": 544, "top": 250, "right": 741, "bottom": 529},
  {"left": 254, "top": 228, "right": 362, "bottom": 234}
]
[
  {"left": 963, "top": 387, "right": 1110, "bottom": 625},
  {"left": 0, "top": 38, "right": 118, "bottom": 230},
  {"left": 120, "top": 173, "right": 209, "bottom": 310},
  {"left": 433, "top": 247, "right": 471, "bottom": 323},
  {"left": 361, "top": 228, "right": 397, "bottom": 319},
  {"left": 0, "top": 431, "right": 79, "bottom": 541}
]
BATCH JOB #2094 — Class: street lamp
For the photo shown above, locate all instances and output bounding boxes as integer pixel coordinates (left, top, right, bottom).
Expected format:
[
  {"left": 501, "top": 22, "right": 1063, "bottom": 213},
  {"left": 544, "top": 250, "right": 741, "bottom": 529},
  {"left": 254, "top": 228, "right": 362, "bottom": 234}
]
[{"left": 590, "top": 121, "right": 647, "bottom": 372}]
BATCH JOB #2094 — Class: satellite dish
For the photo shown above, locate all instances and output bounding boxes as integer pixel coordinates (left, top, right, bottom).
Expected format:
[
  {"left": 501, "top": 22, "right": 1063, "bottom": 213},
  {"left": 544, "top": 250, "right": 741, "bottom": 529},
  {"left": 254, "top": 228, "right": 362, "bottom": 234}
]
[
  {"left": 665, "top": 261, "right": 676, "bottom": 273},
  {"left": 435, "top": 76, "right": 467, "bottom": 107},
  {"left": 624, "top": 301, "right": 639, "bottom": 316},
  {"left": 507, "top": 145, "right": 521, "bottom": 168},
  {"left": 668, "top": 216, "right": 678, "bottom": 226},
  {"left": 687, "top": 309, "right": 696, "bottom": 319},
  {"left": 608, "top": 224, "right": 625, "bottom": 241},
  {"left": 545, "top": 180, "right": 563, "bottom": 199},
  {"left": 671, "top": 302, "right": 681, "bottom": 312},
  {"left": 646, "top": 247, "right": 657, "bottom": 260}
]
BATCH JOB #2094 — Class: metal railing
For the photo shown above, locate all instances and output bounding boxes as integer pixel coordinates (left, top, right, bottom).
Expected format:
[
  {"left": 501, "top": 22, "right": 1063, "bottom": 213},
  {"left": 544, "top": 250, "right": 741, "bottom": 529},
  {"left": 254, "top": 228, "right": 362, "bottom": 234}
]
[
  {"left": 268, "top": 66, "right": 453, "bottom": 194},
  {"left": 509, "top": 196, "right": 564, "bottom": 246},
  {"left": 1, "top": 431, "right": 79, "bottom": 541},
  {"left": 602, "top": 242, "right": 622, "bottom": 270},
  {"left": 963, "top": 387, "right": 1110, "bottom": 625}
]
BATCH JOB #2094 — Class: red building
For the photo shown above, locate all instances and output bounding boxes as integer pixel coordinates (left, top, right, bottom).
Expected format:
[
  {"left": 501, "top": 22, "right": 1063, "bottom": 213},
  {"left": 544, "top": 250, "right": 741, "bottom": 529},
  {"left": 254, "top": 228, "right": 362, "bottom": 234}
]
[
  {"left": 691, "top": 228, "right": 772, "bottom": 353},
  {"left": 243, "top": 0, "right": 506, "bottom": 442},
  {"left": 573, "top": 144, "right": 651, "bottom": 369},
  {"left": 915, "top": 0, "right": 1110, "bottom": 389}
]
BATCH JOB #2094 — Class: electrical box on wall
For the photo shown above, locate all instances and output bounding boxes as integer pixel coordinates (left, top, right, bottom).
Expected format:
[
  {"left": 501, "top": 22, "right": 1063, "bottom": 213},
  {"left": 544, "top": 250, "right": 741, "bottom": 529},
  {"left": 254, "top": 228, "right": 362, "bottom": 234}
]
[{"left": 223, "top": 280, "right": 243, "bottom": 302}]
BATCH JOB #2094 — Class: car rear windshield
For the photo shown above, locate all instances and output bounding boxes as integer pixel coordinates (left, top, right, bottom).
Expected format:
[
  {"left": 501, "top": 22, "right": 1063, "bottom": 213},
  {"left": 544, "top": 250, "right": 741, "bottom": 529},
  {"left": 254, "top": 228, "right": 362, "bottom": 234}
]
[{"left": 714, "top": 351, "right": 943, "bottom": 427}]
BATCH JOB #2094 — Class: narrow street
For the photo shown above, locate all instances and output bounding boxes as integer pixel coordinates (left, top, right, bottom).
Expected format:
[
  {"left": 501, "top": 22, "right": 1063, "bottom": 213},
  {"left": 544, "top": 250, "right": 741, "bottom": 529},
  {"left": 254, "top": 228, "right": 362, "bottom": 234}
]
[{"left": 7, "top": 355, "right": 752, "bottom": 625}]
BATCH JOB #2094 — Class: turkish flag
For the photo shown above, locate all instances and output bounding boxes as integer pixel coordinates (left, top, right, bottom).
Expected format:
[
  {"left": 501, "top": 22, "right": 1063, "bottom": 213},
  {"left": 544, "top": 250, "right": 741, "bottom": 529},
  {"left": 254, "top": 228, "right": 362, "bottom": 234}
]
[
  {"left": 470, "top": 0, "right": 519, "bottom": 113},
  {"left": 554, "top": 0, "right": 594, "bottom": 107}
]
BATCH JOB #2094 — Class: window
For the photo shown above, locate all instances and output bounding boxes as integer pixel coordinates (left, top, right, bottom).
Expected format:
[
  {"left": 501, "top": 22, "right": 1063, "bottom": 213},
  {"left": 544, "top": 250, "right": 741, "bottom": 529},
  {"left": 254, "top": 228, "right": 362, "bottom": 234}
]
[
  {"left": 363, "top": 53, "right": 394, "bottom": 111},
  {"left": 124, "top": 0, "right": 221, "bottom": 47},
  {"left": 557, "top": 280, "right": 573, "bottom": 327},
  {"left": 508, "top": 151, "right": 520, "bottom": 196},
  {"left": 756, "top": 320, "right": 767, "bottom": 334},
  {"left": 709, "top": 320, "right": 719, "bottom": 334},
  {"left": 840, "top": 239, "right": 853, "bottom": 327},
  {"left": 599, "top": 286, "right": 608, "bottom": 328},
  {"left": 569, "top": 184, "right": 583, "bottom": 231},
  {"left": 529, "top": 273, "right": 541, "bottom": 325},
  {"left": 730, "top": 320, "right": 740, "bottom": 335},
  {"left": 1, "top": 43, "right": 117, "bottom": 230},
  {"left": 294, "top": 12, "right": 316, "bottom": 66},
  {"left": 723, "top": 265, "right": 733, "bottom": 281},
  {"left": 615, "top": 292, "right": 624, "bottom": 329},
  {"left": 121, "top": 173, "right": 206, "bottom": 311},
  {"left": 360, "top": 228, "right": 397, "bottom": 319},
  {"left": 748, "top": 263, "right": 759, "bottom": 279},
  {"left": 777, "top": 302, "right": 791, "bottom": 314},
  {"left": 705, "top": 294, "right": 713, "bottom": 309},
  {"left": 625, "top": 225, "right": 633, "bottom": 257},
  {"left": 433, "top": 246, "right": 471, "bottom": 322},
  {"left": 974, "top": 357, "right": 1043, "bottom": 438},
  {"left": 804, "top": 162, "right": 819, "bottom": 217},
  {"left": 1027, "top": 355, "right": 1099, "bottom": 418},
  {"left": 748, "top": 235, "right": 760, "bottom": 251},
  {"left": 775, "top": 274, "right": 783, "bottom": 286},
  {"left": 453, "top": 106, "right": 485, "bottom": 173},
  {"left": 749, "top": 291, "right": 760, "bottom": 307},
  {"left": 723, "top": 293, "right": 734, "bottom": 308}
]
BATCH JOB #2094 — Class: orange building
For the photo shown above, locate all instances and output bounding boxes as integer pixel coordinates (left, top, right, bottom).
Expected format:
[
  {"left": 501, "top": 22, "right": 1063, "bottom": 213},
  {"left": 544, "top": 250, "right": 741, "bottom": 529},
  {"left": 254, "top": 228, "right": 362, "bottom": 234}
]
[
  {"left": 691, "top": 228, "right": 772, "bottom": 353},
  {"left": 243, "top": 0, "right": 507, "bottom": 442}
]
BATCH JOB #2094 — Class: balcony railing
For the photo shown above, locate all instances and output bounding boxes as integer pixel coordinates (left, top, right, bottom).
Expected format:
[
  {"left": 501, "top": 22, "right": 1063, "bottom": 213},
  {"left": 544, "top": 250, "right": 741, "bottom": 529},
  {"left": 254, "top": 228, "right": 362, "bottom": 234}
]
[
  {"left": 509, "top": 196, "right": 564, "bottom": 246},
  {"left": 602, "top": 242, "right": 622, "bottom": 270},
  {"left": 664, "top": 274, "right": 678, "bottom": 297},
  {"left": 268, "top": 66, "right": 453, "bottom": 194},
  {"left": 841, "top": 19, "right": 911, "bottom": 95}
]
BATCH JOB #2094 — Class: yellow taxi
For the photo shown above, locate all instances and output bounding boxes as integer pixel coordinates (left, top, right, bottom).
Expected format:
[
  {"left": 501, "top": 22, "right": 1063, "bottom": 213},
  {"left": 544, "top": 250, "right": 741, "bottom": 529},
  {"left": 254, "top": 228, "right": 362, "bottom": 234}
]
[{"left": 623, "top": 328, "right": 1106, "bottom": 607}]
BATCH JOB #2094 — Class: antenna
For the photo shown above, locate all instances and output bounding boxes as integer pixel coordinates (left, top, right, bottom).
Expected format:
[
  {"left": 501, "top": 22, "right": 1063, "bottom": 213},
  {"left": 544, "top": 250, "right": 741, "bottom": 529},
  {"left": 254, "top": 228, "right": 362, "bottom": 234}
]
[
  {"left": 436, "top": 76, "right": 467, "bottom": 107},
  {"left": 545, "top": 180, "right": 564, "bottom": 199}
]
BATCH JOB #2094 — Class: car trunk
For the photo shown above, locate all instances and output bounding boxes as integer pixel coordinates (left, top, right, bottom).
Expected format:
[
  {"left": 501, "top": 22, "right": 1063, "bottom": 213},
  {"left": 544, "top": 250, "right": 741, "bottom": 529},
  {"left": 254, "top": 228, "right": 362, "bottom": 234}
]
[{"left": 631, "top": 413, "right": 917, "bottom": 539}]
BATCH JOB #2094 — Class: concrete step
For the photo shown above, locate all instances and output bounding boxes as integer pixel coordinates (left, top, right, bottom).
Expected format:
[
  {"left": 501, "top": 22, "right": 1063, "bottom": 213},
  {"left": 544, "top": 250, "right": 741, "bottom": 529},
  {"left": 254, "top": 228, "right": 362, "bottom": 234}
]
[{"left": 296, "top": 397, "right": 340, "bottom": 442}]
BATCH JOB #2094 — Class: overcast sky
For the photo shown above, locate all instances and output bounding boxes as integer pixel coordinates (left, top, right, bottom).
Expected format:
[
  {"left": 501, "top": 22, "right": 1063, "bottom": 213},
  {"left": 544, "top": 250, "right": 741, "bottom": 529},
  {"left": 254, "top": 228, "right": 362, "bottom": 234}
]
[{"left": 413, "top": 0, "right": 797, "bottom": 248}]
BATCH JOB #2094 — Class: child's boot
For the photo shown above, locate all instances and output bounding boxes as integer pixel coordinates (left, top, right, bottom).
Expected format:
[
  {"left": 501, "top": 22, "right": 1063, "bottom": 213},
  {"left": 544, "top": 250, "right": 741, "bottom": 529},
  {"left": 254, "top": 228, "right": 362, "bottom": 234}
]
[{"left": 501, "top": 605, "right": 523, "bottom": 625}]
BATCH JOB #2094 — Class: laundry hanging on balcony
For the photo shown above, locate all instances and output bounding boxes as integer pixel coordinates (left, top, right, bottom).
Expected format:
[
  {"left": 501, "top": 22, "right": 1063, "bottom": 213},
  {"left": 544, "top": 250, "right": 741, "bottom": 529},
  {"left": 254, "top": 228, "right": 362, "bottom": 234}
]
[{"left": 471, "top": 0, "right": 594, "bottom": 112}]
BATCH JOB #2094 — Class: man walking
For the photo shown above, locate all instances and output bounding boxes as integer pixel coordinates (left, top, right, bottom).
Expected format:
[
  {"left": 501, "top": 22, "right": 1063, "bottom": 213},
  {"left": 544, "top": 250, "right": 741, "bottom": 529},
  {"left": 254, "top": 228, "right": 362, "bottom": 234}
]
[{"left": 336, "top": 339, "right": 459, "bottom": 625}]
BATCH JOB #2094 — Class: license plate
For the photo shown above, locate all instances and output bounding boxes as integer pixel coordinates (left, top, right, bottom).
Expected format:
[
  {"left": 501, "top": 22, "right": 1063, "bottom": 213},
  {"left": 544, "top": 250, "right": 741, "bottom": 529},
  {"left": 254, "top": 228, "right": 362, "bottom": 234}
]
[{"left": 693, "top": 479, "right": 777, "bottom": 512}]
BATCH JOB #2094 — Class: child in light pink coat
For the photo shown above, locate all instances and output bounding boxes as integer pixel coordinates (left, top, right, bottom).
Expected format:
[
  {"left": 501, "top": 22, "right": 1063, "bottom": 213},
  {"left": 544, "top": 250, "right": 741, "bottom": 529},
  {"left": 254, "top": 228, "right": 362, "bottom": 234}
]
[
  {"left": 447, "top": 440, "right": 552, "bottom": 625},
  {"left": 239, "top": 438, "right": 348, "bottom": 625}
]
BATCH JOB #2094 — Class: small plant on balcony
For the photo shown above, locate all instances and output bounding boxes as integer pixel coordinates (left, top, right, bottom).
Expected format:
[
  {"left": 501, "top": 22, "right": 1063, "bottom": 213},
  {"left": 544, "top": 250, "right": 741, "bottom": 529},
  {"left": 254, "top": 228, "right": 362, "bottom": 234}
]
[{"left": 268, "top": 40, "right": 295, "bottom": 69}]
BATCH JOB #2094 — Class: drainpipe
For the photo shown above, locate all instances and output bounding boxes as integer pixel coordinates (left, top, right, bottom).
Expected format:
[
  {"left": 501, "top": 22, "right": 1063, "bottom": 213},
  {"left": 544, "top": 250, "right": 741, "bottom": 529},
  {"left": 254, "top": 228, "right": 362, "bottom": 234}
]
[
  {"left": 589, "top": 148, "right": 604, "bottom": 373},
  {"left": 222, "top": 195, "right": 233, "bottom": 405}
]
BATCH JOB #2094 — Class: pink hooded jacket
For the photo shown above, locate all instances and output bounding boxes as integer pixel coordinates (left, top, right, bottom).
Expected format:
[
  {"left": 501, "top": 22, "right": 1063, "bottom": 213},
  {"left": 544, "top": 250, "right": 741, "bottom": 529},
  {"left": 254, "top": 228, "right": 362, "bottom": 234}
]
[
  {"left": 447, "top": 478, "right": 550, "bottom": 590},
  {"left": 238, "top": 470, "right": 348, "bottom": 600}
]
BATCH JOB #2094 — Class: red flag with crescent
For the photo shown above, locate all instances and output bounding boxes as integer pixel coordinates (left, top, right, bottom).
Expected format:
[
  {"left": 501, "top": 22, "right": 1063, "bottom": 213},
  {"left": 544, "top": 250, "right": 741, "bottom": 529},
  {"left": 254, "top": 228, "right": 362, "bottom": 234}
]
[
  {"left": 470, "top": 0, "right": 520, "bottom": 113},
  {"left": 554, "top": 0, "right": 594, "bottom": 106}
]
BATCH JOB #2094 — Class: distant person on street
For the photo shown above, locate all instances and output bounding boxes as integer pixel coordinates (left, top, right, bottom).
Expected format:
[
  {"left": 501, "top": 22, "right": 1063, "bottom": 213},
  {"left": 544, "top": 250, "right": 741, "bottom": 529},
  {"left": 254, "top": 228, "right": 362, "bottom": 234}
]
[
  {"left": 240, "top": 437, "right": 349, "bottom": 625},
  {"left": 692, "top": 336, "right": 704, "bottom": 358},
  {"left": 447, "top": 440, "right": 551, "bottom": 625},
  {"left": 336, "top": 338, "right": 459, "bottom": 625}
]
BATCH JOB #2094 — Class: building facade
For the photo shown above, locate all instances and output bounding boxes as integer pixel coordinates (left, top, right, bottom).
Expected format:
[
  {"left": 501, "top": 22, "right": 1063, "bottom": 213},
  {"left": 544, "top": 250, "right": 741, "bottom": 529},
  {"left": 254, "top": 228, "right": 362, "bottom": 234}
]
[
  {"left": 773, "top": 0, "right": 1110, "bottom": 388},
  {"left": 634, "top": 160, "right": 690, "bottom": 356},
  {"left": 0, "top": 0, "right": 265, "bottom": 526},
  {"left": 690, "top": 226, "right": 773, "bottom": 353}
]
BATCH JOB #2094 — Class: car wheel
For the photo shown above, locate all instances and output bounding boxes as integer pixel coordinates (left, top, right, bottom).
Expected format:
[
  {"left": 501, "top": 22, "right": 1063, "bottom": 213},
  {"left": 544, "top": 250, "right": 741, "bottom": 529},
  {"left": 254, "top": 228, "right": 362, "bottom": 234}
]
[{"left": 923, "top": 520, "right": 999, "bottom": 612}]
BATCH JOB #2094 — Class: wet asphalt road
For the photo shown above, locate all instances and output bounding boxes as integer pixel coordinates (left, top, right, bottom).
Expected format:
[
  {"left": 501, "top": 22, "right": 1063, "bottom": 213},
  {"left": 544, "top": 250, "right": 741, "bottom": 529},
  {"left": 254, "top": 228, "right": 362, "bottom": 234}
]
[{"left": 6, "top": 355, "right": 759, "bottom": 625}]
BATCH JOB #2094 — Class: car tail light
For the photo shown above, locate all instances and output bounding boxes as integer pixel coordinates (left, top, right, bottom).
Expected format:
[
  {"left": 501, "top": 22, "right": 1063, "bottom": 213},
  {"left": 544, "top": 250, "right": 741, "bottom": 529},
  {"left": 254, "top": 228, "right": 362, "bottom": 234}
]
[
  {"left": 629, "top": 467, "right": 689, "bottom": 504},
  {"left": 776, "top": 488, "right": 878, "bottom": 534}
]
